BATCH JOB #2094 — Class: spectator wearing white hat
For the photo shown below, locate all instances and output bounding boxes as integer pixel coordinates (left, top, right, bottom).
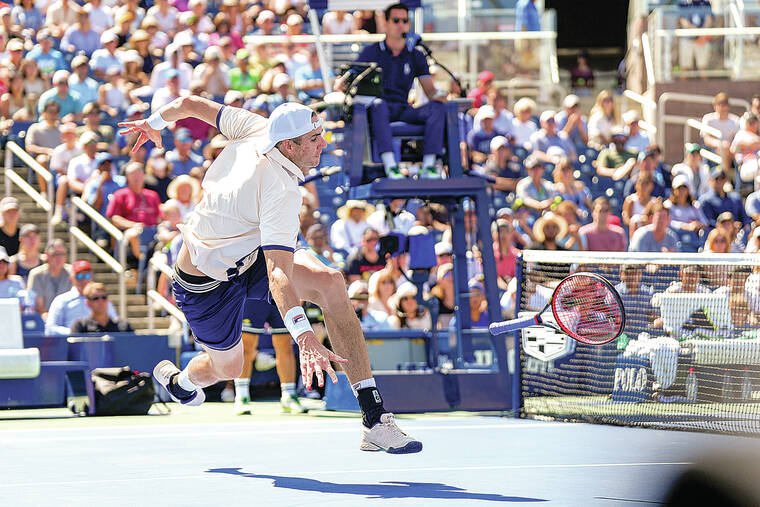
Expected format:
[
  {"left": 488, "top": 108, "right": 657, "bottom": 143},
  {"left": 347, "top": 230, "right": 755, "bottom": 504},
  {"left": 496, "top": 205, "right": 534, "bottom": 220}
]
[
  {"left": 622, "top": 110, "right": 651, "bottom": 154},
  {"left": 61, "top": 8, "right": 100, "bottom": 57},
  {"left": 473, "top": 89, "right": 514, "bottom": 135},
  {"left": 192, "top": 46, "right": 230, "bottom": 97},
  {"left": 0, "top": 197, "right": 21, "bottom": 256},
  {"left": 253, "top": 72, "right": 297, "bottom": 116},
  {"left": 529, "top": 110, "right": 577, "bottom": 163},
  {"left": 468, "top": 106, "right": 505, "bottom": 160},
  {"left": 37, "top": 70, "right": 82, "bottom": 122},
  {"left": 90, "top": 30, "right": 124, "bottom": 79},
  {"left": 49, "top": 122, "right": 81, "bottom": 181},
  {"left": 150, "top": 43, "right": 193, "bottom": 92},
  {"left": 474, "top": 136, "right": 522, "bottom": 192},
  {"left": 554, "top": 94, "right": 588, "bottom": 147},
  {"left": 388, "top": 282, "right": 431, "bottom": 331},
  {"left": 331, "top": 200, "right": 374, "bottom": 255}
]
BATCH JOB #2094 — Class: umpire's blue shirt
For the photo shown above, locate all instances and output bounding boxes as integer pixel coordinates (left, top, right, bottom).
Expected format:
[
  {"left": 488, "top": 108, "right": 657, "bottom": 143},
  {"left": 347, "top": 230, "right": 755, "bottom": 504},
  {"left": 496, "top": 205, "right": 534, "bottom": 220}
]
[{"left": 357, "top": 41, "right": 431, "bottom": 104}]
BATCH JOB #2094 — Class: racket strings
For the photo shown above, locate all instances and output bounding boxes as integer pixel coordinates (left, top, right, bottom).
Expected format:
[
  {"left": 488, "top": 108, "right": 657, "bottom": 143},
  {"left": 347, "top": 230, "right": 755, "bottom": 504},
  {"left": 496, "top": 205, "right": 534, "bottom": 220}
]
[{"left": 552, "top": 275, "right": 624, "bottom": 344}]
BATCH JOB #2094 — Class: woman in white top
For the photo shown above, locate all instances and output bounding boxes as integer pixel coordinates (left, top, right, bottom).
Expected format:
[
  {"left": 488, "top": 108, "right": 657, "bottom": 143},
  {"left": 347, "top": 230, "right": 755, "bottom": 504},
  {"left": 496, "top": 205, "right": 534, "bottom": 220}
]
[
  {"left": 98, "top": 67, "right": 127, "bottom": 116},
  {"left": 322, "top": 11, "right": 354, "bottom": 35},
  {"left": 668, "top": 174, "right": 706, "bottom": 233},
  {"left": 367, "top": 268, "right": 397, "bottom": 319},
  {"left": 510, "top": 97, "right": 538, "bottom": 147},
  {"left": 622, "top": 173, "right": 654, "bottom": 239},
  {"left": 588, "top": 90, "right": 616, "bottom": 150}
]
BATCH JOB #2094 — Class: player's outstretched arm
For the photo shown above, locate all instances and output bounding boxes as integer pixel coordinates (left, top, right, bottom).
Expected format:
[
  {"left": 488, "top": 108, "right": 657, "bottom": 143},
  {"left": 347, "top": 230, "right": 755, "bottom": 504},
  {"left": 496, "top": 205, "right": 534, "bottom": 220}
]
[
  {"left": 263, "top": 248, "right": 347, "bottom": 389},
  {"left": 118, "top": 95, "right": 223, "bottom": 153}
]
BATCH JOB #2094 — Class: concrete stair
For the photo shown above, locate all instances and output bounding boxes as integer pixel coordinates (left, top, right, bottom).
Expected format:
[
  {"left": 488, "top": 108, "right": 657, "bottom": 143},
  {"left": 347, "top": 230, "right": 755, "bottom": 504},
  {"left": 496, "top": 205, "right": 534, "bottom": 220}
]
[{"left": 10, "top": 180, "right": 174, "bottom": 334}]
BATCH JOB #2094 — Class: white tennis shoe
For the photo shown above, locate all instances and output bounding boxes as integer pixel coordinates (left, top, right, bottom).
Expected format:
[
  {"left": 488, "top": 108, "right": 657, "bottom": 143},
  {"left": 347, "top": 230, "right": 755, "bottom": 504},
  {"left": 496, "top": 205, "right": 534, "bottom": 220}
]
[
  {"left": 153, "top": 360, "right": 206, "bottom": 406},
  {"left": 360, "top": 413, "right": 422, "bottom": 454}
]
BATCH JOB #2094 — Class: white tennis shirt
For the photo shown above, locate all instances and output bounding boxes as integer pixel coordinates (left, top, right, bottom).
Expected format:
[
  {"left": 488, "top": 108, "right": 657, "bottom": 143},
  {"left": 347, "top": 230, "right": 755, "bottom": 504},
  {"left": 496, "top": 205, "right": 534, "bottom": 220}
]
[{"left": 177, "top": 106, "right": 304, "bottom": 281}]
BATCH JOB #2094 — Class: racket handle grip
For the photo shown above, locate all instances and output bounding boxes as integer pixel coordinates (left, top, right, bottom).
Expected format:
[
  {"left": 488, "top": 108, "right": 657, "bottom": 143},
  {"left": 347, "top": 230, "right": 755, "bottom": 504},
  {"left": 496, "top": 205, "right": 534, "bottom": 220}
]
[{"left": 489, "top": 315, "right": 539, "bottom": 335}]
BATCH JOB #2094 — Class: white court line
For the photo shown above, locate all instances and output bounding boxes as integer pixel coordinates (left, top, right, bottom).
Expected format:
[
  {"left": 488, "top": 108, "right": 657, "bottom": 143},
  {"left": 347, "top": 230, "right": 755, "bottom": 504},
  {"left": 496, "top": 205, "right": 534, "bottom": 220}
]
[
  {"left": 0, "top": 423, "right": 552, "bottom": 445},
  {"left": 2, "top": 462, "right": 693, "bottom": 489}
]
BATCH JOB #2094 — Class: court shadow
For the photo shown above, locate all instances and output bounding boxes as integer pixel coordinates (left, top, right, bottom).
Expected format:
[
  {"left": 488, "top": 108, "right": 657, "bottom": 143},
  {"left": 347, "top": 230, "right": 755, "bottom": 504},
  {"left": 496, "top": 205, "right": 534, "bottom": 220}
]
[{"left": 206, "top": 467, "right": 546, "bottom": 502}]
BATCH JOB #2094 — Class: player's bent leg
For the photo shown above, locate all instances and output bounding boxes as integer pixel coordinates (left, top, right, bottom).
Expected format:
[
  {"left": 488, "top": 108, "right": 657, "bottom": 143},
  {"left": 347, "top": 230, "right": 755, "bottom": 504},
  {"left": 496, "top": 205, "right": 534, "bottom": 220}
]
[{"left": 292, "top": 249, "right": 421, "bottom": 453}]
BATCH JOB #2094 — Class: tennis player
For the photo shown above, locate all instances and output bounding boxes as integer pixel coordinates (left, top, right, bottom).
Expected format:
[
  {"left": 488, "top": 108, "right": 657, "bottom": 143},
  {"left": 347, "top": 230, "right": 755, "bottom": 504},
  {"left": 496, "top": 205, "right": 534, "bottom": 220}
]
[{"left": 119, "top": 96, "right": 422, "bottom": 454}]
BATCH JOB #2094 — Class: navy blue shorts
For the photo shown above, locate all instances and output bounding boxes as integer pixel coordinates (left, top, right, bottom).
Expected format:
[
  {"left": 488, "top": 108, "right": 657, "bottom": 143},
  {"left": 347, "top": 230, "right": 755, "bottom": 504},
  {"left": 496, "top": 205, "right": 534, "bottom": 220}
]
[
  {"left": 242, "top": 298, "right": 286, "bottom": 334},
  {"left": 173, "top": 250, "right": 271, "bottom": 351}
]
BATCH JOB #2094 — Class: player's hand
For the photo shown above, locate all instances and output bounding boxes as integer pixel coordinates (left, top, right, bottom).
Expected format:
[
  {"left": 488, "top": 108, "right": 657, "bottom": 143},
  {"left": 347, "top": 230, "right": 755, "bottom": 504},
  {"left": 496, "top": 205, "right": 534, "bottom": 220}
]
[
  {"left": 296, "top": 331, "right": 347, "bottom": 389},
  {"left": 118, "top": 119, "right": 162, "bottom": 153}
]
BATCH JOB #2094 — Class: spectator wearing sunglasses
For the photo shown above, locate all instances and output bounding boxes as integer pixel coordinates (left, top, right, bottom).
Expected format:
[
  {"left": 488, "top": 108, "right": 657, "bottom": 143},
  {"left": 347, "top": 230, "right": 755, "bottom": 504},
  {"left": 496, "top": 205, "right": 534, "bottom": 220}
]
[
  {"left": 71, "top": 283, "right": 133, "bottom": 333},
  {"left": 45, "top": 260, "right": 119, "bottom": 335}
]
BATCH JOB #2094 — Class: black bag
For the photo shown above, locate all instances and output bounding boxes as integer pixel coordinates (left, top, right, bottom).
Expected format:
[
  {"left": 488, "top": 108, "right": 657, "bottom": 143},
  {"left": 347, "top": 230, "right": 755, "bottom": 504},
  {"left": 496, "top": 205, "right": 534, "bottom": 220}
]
[{"left": 91, "top": 366, "right": 155, "bottom": 416}]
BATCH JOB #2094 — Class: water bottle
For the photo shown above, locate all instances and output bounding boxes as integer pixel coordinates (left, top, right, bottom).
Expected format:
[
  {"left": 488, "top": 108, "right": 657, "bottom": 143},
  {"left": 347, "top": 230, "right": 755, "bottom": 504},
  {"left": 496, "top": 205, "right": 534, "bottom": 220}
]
[
  {"left": 22, "top": 289, "right": 36, "bottom": 314},
  {"left": 685, "top": 368, "right": 697, "bottom": 402},
  {"left": 742, "top": 369, "right": 752, "bottom": 401},
  {"left": 721, "top": 369, "right": 732, "bottom": 401}
]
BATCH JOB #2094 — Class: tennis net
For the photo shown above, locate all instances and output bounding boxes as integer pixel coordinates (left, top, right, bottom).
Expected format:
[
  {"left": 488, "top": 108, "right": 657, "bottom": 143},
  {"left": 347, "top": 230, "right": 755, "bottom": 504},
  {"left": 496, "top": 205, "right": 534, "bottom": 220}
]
[{"left": 515, "top": 250, "right": 760, "bottom": 436}]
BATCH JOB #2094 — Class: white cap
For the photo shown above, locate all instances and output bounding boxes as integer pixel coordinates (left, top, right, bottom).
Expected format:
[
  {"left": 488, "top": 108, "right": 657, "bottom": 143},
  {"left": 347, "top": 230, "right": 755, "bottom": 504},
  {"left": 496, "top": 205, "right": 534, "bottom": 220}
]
[
  {"left": 563, "top": 94, "right": 580, "bottom": 108},
  {"left": 175, "top": 31, "right": 193, "bottom": 47},
  {"left": 224, "top": 90, "right": 244, "bottom": 105},
  {"left": 490, "top": 135, "right": 510, "bottom": 152},
  {"left": 258, "top": 102, "right": 322, "bottom": 154},
  {"left": 672, "top": 173, "right": 690, "bottom": 189},
  {"left": 435, "top": 242, "right": 453, "bottom": 256},
  {"left": 539, "top": 110, "right": 556, "bottom": 123},
  {"left": 100, "top": 30, "right": 119, "bottom": 45},
  {"left": 622, "top": 109, "right": 640, "bottom": 124},
  {"left": 272, "top": 72, "right": 290, "bottom": 88},
  {"left": 474, "top": 105, "right": 496, "bottom": 122}
]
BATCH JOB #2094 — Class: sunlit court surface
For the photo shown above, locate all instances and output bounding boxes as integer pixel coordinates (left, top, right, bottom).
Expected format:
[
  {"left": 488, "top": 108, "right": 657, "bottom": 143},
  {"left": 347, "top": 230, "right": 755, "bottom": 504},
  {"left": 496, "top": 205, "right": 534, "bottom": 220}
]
[{"left": 3, "top": 402, "right": 758, "bottom": 507}]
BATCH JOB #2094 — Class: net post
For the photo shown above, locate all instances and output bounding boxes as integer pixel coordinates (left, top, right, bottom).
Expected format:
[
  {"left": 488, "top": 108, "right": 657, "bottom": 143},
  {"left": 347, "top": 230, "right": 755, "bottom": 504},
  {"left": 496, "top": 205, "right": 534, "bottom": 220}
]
[{"left": 512, "top": 251, "right": 525, "bottom": 417}]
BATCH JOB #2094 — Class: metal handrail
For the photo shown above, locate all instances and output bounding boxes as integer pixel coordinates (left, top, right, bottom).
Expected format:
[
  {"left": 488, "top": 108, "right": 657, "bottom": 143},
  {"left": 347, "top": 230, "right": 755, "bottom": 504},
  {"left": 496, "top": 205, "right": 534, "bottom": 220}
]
[
  {"left": 622, "top": 89, "right": 657, "bottom": 134},
  {"left": 244, "top": 31, "right": 558, "bottom": 45},
  {"left": 146, "top": 256, "right": 188, "bottom": 355},
  {"left": 683, "top": 118, "right": 725, "bottom": 166},
  {"left": 68, "top": 196, "right": 127, "bottom": 318},
  {"left": 641, "top": 32, "right": 655, "bottom": 88},
  {"left": 4, "top": 141, "right": 54, "bottom": 241}
]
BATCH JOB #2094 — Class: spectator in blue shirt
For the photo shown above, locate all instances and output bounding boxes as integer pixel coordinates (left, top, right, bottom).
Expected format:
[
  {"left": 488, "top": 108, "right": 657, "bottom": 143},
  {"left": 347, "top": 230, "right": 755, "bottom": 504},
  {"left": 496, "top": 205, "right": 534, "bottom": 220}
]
[
  {"left": 334, "top": 3, "right": 447, "bottom": 180},
  {"left": 26, "top": 29, "right": 66, "bottom": 77},
  {"left": 629, "top": 198, "right": 679, "bottom": 252},
  {"left": 516, "top": 0, "right": 541, "bottom": 31},
  {"left": 554, "top": 94, "right": 588, "bottom": 147},
  {"left": 295, "top": 46, "right": 333, "bottom": 104},
  {"left": 61, "top": 9, "right": 101, "bottom": 57},
  {"left": 68, "top": 55, "right": 100, "bottom": 107},
  {"left": 12, "top": 0, "right": 43, "bottom": 34},
  {"left": 697, "top": 167, "right": 748, "bottom": 227},
  {"left": 37, "top": 70, "right": 82, "bottom": 122},
  {"left": 529, "top": 110, "right": 578, "bottom": 163},
  {"left": 45, "top": 260, "right": 118, "bottom": 335},
  {"left": 83, "top": 153, "right": 126, "bottom": 216},
  {"left": 166, "top": 128, "right": 204, "bottom": 176},
  {"left": 90, "top": 30, "right": 124, "bottom": 79},
  {"left": 467, "top": 106, "right": 504, "bottom": 158},
  {"left": 745, "top": 176, "right": 760, "bottom": 223}
]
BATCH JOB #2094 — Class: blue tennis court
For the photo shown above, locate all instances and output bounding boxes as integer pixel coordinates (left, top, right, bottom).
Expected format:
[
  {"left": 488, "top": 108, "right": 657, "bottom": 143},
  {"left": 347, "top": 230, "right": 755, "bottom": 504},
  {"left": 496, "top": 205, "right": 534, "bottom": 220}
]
[{"left": 2, "top": 402, "right": 756, "bottom": 506}]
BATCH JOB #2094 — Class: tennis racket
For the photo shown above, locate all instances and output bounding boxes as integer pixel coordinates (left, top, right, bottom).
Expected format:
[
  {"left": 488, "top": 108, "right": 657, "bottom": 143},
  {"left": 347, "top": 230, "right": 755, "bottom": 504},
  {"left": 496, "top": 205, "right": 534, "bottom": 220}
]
[{"left": 489, "top": 272, "right": 625, "bottom": 345}]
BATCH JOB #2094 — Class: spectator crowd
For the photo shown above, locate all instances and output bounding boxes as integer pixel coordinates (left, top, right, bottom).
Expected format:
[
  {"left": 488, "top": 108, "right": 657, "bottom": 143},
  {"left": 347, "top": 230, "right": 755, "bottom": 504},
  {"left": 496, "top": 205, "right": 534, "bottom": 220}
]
[{"left": 1, "top": 0, "right": 759, "bottom": 355}]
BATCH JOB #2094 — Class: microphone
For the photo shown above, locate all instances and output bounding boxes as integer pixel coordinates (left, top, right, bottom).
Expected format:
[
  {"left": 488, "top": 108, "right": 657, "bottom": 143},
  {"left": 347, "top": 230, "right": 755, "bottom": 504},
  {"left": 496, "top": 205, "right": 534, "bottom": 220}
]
[{"left": 403, "top": 32, "right": 430, "bottom": 54}]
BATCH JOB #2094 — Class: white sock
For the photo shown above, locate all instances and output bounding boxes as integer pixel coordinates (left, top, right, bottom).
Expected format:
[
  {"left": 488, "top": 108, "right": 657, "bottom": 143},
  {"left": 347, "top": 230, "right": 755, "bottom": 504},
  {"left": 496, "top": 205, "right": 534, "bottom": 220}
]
[
  {"left": 351, "top": 377, "right": 376, "bottom": 397},
  {"left": 422, "top": 154, "right": 436, "bottom": 168},
  {"left": 234, "top": 378, "right": 250, "bottom": 400},
  {"left": 381, "top": 151, "right": 396, "bottom": 171},
  {"left": 54, "top": 204, "right": 63, "bottom": 215},
  {"left": 177, "top": 368, "right": 198, "bottom": 392},
  {"left": 281, "top": 382, "right": 296, "bottom": 396}
]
